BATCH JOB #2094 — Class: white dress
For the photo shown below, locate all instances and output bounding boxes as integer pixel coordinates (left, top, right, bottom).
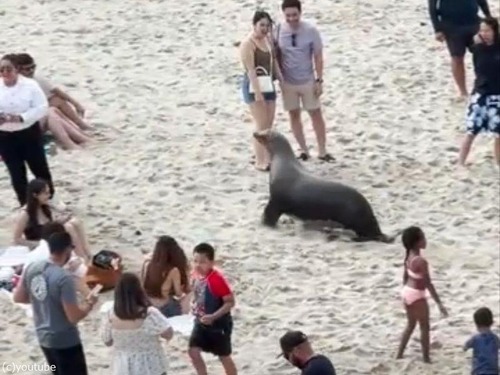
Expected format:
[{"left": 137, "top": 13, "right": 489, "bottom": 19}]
[{"left": 100, "top": 306, "right": 171, "bottom": 375}]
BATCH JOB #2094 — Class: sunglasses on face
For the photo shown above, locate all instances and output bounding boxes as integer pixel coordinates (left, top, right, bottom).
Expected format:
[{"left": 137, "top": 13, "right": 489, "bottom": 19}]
[
  {"left": 20, "top": 64, "right": 36, "bottom": 72},
  {"left": 0, "top": 66, "right": 14, "bottom": 73},
  {"left": 291, "top": 34, "right": 297, "bottom": 47}
]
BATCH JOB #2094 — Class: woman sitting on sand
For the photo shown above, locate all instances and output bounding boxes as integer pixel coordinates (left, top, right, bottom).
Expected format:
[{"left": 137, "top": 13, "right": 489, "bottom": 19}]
[
  {"left": 15, "top": 53, "right": 92, "bottom": 150},
  {"left": 458, "top": 17, "right": 500, "bottom": 167},
  {"left": 13, "top": 178, "right": 93, "bottom": 263},
  {"left": 396, "top": 226, "right": 448, "bottom": 363},
  {"left": 141, "top": 236, "right": 191, "bottom": 317},
  {"left": 42, "top": 106, "right": 92, "bottom": 150},
  {"left": 100, "top": 272, "right": 173, "bottom": 375},
  {"left": 239, "top": 10, "right": 283, "bottom": 172}
]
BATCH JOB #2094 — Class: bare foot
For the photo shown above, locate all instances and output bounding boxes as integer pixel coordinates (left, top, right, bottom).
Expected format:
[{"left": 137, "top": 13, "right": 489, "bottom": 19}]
[{"left": 255, "top": 164, "right": 270, "bottom": 172}]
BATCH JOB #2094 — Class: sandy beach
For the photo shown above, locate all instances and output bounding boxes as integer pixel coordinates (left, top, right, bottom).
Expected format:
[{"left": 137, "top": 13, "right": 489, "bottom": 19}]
[{"left": 1, "top": 0, "right": 499, "bottom": 374}]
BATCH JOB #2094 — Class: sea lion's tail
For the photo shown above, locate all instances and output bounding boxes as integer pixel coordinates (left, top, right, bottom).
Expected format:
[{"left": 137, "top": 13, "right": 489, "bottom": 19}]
[{"left": 378, "top": 229, "right": 404, "bottom": 244}]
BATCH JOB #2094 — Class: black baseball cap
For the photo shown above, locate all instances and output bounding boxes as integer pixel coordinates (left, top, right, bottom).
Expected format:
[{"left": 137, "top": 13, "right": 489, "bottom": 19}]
[{"left": 278, "top": 331, "right": 308, "bottom": 358}]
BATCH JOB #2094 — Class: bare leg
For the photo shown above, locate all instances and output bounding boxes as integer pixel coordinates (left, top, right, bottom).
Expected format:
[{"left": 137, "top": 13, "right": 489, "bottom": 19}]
[
  {"left": 74, "top": 276, "right": 91, "bottom": 297},
  {"left": 289, "top": 109, "right": 308, "bottom": 156},
  {"left": 249, "top": 101, "right": 271, "bottom": 170},
  {"left": 52, "top": 107, "right": 91, "bottom": 144},
  {"left": 417, "top": 299, "right": 431, "bottom": 363},
  {"left": 459, "top": 134, "right": 476, "bottom": 166},
  {"left": 47, "top": 108, "right": 85, "bottom": 149},
  {"left": 220, "top": 356, "right": 237, "bottom": 375},
  {"left": 64, "top": 218, "right": 92, "bottom": 262},
  {"left": 396, "top": 304, "right": 417, "bottom": 359},
  {"left": 494, "top": 137, "right": 500, "bottom": 166},
  {"left": 49, "top": 96, "right": 92, "bottom": 130},
  {"left": 308, "top": 108, "right": 328, "bottom": 157},
  {"left": 451, "top": 56, "right": 468, "bottom": 98},
  {"left": 188, "top": 347, "right": 208, "bottom": 375}
]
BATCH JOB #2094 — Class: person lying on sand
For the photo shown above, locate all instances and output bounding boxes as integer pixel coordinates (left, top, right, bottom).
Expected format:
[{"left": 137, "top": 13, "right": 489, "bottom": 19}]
[
  {"left": 141, "top": 236, "right": 191, "bottom": 317},
  {"left": 13, "top": 179, "right": 93, "bottom": 263},
  {"left": 15, "top": 53, "right": 93, "bottom": 131},
  {"left": 396, "top": 226, "right": 448, "bottom": 363}
]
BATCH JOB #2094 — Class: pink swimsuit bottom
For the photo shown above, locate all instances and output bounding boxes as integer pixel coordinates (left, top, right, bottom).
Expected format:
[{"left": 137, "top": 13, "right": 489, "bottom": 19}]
[{"left": 401, "top": 285, "right": 427, "bottom": 305}]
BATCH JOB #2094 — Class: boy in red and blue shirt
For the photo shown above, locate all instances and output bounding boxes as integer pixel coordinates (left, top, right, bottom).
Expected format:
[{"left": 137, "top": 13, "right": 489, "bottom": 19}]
[{"left": 188, "top": 243, "right": 237, "bottom": 375}]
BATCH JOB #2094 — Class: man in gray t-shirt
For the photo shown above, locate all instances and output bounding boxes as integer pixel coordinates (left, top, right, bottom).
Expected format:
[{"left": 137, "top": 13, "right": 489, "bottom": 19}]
[
  {"left": 274, "top": 0, "right": 333, "bottom": 162},
  {"left": 13, "top": 231, "right": 97, "bottom": 375}
]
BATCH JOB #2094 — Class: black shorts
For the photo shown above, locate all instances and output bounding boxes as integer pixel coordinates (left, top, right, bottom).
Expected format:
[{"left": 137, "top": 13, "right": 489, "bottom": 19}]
[
  {"left": 188, "top": 322, "right": 233, "bottom": 357},
  {"left": 444, "top": 24, "right": 478, "bottom": 57}
]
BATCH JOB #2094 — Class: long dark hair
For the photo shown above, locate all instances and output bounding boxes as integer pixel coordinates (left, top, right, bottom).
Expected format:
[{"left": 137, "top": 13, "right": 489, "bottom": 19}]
[
  {"left": 26, "top": 179, "right": 53, "bottom": 226},
  {"left": 481, "top": 17, "right": 500, "bottom": 44},
  {"left": 143, "top": 236, "right": 189, "bottom": 298},
  {"left": 401, "top": 226, "right": 424, "bottom": 284},
  {"left": 253, "top": 10, "right": 273, "bottom": 26},
  {"left": 114, "top": 272, "right": 151, "bottom": 320}
]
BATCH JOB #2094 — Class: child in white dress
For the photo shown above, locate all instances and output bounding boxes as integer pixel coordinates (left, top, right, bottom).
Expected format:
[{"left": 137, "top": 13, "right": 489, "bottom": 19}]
[{"left": 100, "top": 272, "right": 174, "bottom": 375}]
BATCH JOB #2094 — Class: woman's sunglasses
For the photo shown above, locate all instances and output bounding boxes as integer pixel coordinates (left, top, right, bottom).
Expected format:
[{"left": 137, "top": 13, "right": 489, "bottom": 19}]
[
  {"left": 0, "top": 65, "right": 14, "bottom": 73},
  {"left": 291, "top": 34, "right": 297, "bottom": 47}
]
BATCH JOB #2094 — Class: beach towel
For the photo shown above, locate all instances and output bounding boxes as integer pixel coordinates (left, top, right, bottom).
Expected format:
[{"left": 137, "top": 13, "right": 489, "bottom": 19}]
[{"left": 0, "top": 246, "right": 31, "bottom": 267}]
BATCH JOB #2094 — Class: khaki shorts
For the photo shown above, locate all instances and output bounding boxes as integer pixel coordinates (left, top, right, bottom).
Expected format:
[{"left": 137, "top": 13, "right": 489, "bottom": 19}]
[{"left": 282, "top": 81, "right": 321, "bottom": 112}]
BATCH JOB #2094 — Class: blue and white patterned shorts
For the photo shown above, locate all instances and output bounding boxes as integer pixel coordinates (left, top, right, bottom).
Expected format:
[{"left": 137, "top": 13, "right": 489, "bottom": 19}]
[{"left": 465, "top": 93, "right": 500, "bottom": 137}]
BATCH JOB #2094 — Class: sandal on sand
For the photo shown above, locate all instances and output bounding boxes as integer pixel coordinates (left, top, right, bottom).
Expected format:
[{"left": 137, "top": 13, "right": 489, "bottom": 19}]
[
  {"left": 297, "top": 152, "right": 309, "bottom": 161},
  {"left": 318, "top": 153, "right": 335, "bottom": 162}
]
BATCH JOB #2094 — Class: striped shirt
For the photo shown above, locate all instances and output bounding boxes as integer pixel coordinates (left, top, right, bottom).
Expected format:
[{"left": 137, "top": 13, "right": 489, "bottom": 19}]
[{"left": 0, "top": 75, "right": 48, "bottom": 132}]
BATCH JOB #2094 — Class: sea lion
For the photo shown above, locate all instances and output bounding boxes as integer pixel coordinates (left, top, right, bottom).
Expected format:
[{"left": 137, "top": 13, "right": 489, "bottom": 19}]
[{"left": 253, "top": 129, "right": 398, "bottom": 243}]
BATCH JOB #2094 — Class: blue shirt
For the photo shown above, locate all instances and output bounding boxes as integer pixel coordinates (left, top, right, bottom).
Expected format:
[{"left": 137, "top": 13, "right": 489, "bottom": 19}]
[
  {"left": 464, "top": 331, "right": 500, "bottom": 375},
  {"left": 302, "top": 355, "right": 336, "bottom": 375}
]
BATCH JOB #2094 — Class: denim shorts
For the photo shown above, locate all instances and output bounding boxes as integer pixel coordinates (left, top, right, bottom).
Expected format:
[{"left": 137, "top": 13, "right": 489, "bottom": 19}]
[
  {"left": 465, "top": 93, "right": 500, "bottom": 136},
  {"left": 241, "top": 74, "right": 277, "bottom": 104},
  {"left": 158, "top": 299, "right": 182, "bottom": 318}
]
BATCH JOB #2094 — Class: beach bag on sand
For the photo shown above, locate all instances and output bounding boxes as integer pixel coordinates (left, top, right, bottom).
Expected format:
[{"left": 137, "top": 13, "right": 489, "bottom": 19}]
[{"left": 85, "top": 250, "right": 123, "bottom": 291}]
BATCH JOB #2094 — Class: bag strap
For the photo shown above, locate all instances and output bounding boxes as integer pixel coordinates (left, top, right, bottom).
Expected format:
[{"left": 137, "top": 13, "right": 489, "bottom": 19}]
[{"left": 265, "top": 38, "right": 273, "bottom": 77}]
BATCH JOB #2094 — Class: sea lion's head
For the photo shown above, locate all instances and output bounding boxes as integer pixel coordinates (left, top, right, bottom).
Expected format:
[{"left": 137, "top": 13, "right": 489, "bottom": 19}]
[{"left": 253, "top": 130, "right": 294, "bottom": 159}]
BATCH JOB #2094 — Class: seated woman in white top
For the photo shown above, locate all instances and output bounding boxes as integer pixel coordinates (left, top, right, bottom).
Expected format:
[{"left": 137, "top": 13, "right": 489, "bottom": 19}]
[
  {"left": 13, "top": 178, "right": 93, "bottom": 263},
  {"left": 15, "top": 53, "right": 92, "bottom": 150},
  {"left": 100, "top": 272, "right": 174, "bottom": 375},
  {"left": 0, "top": 53, "right": 54, "bottom": 207}
]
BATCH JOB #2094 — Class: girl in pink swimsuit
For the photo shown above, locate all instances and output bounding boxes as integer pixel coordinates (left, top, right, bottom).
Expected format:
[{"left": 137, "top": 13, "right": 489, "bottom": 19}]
[{"left": 396, "top": 226, "right": 448, "bottom": 363}]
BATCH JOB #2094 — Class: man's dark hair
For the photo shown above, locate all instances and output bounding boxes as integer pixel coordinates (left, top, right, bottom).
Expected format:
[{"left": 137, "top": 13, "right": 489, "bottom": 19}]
[
  {"left": 47, "top": 232, "right": 73, "bottom": 255},
  {"left": 193, "top": 242, "right": 215, "bottom": 261},
  {"left": 281, "top": 0, "right": 301, "bottom": 12},
  {"left": 41, "top": 222, "right": 66, "bottom": 241},
  {"left": 473, "top": 307, "right": 494, "bottom": 328},
  {"left": 15, "top": 53, "right": 35, "bottom": 66}
]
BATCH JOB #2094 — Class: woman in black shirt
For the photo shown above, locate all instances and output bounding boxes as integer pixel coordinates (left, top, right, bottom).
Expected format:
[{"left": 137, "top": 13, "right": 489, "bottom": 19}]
[{"left": 459, "top": 17, "right": 500, "bottom": 166}]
